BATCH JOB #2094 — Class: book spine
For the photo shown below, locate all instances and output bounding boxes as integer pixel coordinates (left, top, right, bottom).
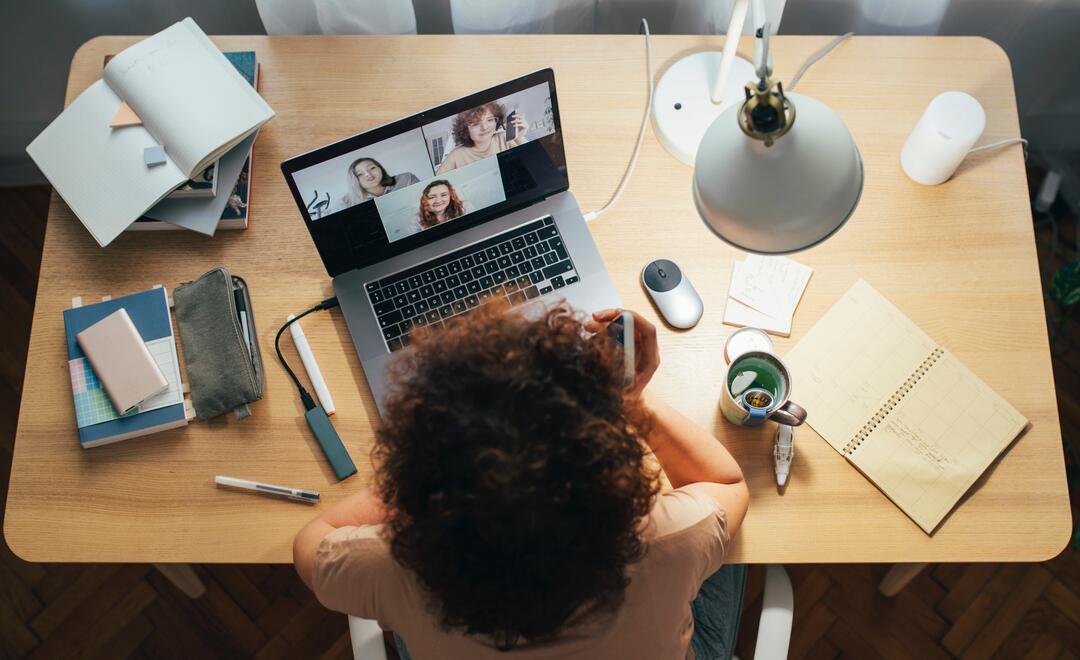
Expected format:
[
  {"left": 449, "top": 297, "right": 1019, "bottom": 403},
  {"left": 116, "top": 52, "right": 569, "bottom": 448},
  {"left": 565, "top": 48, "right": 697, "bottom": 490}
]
[{"left": 841, "top": 347, "right": 944, "bottom": 456}]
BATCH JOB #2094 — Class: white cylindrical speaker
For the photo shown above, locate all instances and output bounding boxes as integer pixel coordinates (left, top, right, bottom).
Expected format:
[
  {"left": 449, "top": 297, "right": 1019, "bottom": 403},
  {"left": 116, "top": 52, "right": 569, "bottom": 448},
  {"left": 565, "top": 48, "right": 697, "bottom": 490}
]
[{"left": 901, "top": 91, "right": 985, "bottom": 185}]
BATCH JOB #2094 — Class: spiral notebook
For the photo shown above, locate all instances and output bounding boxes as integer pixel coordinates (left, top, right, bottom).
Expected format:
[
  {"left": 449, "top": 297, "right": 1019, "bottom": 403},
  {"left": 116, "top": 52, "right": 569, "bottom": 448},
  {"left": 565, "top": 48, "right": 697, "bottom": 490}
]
[{"left": 785, "top": 280, "right": 1028, "bottom": 534}]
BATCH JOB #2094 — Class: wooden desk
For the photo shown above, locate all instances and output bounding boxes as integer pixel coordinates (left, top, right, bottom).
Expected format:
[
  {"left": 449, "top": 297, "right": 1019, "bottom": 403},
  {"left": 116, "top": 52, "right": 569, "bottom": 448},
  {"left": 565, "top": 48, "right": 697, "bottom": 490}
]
[{"left": 5, "top": 35, "right": 1070, "bottom": 567}]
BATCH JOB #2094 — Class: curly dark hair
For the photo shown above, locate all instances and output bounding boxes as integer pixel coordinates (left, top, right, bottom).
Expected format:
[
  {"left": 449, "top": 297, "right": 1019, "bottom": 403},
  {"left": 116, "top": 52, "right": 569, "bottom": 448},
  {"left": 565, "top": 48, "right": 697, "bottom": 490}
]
[
  {"left": 374, "top": 302, "right": 659, "bottom": 650},
  {"left": 451, "top": 101, "right": 507, "bottom": 148}
]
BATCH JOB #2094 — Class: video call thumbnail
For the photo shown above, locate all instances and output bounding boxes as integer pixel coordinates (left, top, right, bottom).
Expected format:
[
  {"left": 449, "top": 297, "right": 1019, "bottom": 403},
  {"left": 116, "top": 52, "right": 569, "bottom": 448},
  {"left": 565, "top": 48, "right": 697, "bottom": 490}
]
[{"left": 290, "top": 82, "right": 557, "bottom": 244}]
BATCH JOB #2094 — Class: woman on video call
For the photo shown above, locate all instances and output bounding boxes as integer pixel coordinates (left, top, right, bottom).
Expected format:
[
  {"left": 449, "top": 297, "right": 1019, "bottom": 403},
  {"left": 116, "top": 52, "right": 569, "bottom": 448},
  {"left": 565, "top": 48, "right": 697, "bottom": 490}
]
[
  {"left": 436, "top": 101, "right": 528, "bottom": 174},
  {"left": 416, "top": 180, "right": 470, "bottom": 231},
  {"left": 344, "top": 157, "right": 420, "bottom": 206}
]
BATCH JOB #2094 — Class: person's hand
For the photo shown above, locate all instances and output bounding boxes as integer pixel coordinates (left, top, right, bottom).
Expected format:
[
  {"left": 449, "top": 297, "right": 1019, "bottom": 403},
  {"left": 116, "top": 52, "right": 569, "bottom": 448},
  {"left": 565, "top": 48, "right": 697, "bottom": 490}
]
[
  {"left": 511, "top": 112, "right": 528, "bottom": 143},
  {"left": 585, "top": 308, "right": 659, "bottom": 398}
]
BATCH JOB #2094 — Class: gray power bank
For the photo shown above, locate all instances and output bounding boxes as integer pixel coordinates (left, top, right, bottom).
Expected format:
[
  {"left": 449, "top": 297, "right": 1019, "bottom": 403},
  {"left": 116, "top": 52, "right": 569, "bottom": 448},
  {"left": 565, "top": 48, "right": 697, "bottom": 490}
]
[{"left": 305, "top": 405, "right": 357, "bottom": 480}]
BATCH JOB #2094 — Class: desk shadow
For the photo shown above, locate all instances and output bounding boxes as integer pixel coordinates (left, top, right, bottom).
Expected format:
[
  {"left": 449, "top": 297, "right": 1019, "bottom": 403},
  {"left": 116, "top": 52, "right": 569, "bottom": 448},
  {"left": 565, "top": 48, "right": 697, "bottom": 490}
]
[
  {"left": 707, "top": 405, "right": 814, "bottom": 497},
  {"left": 77, "top": 421, "right": 190, "bottom": 469},
  {"left": 327, "top": 309, "right": 381, "bottom": 423},
  {"left": 928, "top": 422, "right": 1033, "bottom": 536}
]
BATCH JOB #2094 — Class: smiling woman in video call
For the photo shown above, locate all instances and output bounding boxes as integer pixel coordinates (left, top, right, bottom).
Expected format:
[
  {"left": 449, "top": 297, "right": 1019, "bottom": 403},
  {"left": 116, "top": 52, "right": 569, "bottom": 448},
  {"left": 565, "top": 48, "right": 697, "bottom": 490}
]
[
  {"left": 416, "top": 179, "right": 470, "bottom": 231},
  {"left": 436, "top": 101, "right": 528, "bottom": 174},
  {"left": 344, "top": 156, "right": 420, "bottom": 206}
]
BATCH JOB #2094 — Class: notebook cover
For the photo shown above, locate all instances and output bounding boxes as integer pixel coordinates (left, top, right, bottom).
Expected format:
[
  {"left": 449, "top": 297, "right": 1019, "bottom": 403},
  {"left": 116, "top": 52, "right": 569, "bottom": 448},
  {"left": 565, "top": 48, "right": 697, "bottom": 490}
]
[
  {"left": 76, "top": 308, "right": 167, "bottom": 413},
  {"left": 785, "top": 279, "right": 1028, "bottom": 534},
  {"left": 63, "top": 288, "right": 187, "bottom": 446}
]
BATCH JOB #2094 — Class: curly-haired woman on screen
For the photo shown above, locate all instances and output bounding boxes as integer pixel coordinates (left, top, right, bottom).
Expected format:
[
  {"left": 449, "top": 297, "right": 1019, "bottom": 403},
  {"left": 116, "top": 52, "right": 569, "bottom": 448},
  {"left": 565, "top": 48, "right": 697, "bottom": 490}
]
[
  {"left": 415, "top": 179, "right": 471, "bottom": 231},
  {"left": 436, "top": 101, "right": 528, "bottom": 174},
  {"left": 293, "top": 302, "right": 750, "bottom": 660}
]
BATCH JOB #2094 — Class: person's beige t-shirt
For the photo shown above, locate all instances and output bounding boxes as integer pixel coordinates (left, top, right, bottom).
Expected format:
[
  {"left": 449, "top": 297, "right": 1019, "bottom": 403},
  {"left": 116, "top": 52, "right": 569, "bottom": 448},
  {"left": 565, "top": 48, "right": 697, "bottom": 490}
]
[
  {"left": 436, "top": 133, "right": 511, "bottom": 174},
  {"left": 312, "top": 483, "right": 729, "bottom": 660}
]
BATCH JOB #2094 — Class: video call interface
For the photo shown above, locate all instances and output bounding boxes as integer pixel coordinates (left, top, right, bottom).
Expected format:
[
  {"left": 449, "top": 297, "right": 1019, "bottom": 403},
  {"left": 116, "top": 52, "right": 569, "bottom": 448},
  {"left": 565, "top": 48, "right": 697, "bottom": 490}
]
[{"left": 288, "top": 79, "right": 568, "bottom": 278}]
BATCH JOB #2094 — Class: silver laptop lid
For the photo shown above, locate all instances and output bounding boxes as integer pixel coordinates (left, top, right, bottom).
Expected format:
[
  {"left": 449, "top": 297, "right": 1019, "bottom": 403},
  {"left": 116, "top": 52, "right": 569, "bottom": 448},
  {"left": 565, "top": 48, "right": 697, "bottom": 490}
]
[{"left": 280, "top": 69, "right": 569, "bottom": 278}]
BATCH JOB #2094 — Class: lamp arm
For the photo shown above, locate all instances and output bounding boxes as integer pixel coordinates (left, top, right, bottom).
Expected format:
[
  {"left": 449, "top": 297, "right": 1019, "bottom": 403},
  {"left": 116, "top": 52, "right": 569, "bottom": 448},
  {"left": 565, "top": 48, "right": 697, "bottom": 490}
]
[
  {"left": 710, "top": 0, "right": 750, "bottom": 104},
  {"left": 753, "top": 0, "right": 773, "bottom": 81},
  {"left": 755, "top": 22, "right": 773, "bottom": 82}
]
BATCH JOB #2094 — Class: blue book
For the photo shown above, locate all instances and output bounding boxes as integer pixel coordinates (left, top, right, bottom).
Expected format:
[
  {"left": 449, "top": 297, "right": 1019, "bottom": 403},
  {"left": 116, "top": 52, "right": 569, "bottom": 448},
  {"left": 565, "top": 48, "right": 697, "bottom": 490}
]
[{"left": 64, "top": 287, "right": 188, "bottom": 448}]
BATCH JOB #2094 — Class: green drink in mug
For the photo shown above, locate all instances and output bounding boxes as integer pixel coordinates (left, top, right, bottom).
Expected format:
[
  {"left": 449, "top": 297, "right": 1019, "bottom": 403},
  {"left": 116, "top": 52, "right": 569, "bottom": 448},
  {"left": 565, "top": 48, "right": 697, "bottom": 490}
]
[{"left": 720, "top": 351, "right": 806, "bottom": 427}]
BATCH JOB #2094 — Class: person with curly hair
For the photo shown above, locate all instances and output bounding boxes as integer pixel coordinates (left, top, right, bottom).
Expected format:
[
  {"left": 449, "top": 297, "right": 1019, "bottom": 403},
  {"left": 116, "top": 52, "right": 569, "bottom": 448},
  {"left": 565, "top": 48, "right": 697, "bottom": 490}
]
[
  {"left": 436, "top": 100, "right": 528, "bottom": 174},
  {"left": 415, "top": 179, "right": 470, "bottom": 231},
  {"left": 293, "top": 303, "right": 750, "bottom": 659}
]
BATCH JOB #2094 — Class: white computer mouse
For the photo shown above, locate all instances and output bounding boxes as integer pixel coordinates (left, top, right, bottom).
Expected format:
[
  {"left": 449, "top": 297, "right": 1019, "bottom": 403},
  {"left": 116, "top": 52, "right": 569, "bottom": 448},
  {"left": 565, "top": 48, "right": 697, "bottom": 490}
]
[{"left": 641, "top": 259, "right": 703, "bottom": 329}]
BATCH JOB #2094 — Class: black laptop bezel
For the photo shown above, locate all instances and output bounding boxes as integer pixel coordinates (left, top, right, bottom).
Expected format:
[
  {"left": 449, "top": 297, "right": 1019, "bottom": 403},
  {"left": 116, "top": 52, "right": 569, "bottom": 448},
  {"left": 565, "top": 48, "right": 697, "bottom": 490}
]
[{"left": 280, "top": 68, "right": 567, "bottom": 278}]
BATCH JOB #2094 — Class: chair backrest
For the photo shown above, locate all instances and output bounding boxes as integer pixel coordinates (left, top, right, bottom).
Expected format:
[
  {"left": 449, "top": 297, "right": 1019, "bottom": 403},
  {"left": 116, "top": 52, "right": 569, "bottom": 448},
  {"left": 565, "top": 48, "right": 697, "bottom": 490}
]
[{"left": 349, "top": 615, "right": 389, "bottom": 660}]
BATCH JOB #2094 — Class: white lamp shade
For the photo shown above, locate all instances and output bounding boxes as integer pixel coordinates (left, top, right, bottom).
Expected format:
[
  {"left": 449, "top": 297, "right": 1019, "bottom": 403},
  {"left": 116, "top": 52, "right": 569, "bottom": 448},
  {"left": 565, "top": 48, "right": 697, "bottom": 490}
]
[{"left": 693, "top": 92, "right": 864, "bottom": 253}]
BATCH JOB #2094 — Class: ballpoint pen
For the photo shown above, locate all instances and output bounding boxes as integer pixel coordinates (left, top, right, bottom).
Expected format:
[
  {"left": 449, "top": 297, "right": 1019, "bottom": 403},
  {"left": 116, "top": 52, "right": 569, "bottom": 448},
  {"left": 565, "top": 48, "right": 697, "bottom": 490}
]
[{"left": 215, "top": 475, "right": 320, "bottom": 504}]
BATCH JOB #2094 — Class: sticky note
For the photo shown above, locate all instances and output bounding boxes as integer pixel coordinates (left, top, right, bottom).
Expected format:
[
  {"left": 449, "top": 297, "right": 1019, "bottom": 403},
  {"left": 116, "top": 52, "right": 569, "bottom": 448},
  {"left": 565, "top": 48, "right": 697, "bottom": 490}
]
[
  {"left": 109, "top": 102, "right": 143, "bottom": 128},
  {"left": 144, "top": 145, "right": 167, "bottom": 167},
  {"left": 729, "top": 255, "right": 813, "bottom": 320}
]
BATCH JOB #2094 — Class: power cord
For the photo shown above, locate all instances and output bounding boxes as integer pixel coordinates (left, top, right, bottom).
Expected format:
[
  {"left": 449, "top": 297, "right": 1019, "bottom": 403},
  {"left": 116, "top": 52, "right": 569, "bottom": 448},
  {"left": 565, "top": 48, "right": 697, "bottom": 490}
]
[
  {"left": 787, "top": 32, "right": 854, "bottom": 91},
  {"left": 583, "top": 18, "right": 653, "bottom": 223},
  {"left": 969, "top": 137, "right": 1029, "bottom": 159},
  {"left": 584, "top": 22, "right": 853, "bottom": 223},
  {"left": 275, "top": 296, "right": 340, "bottom": 411}
]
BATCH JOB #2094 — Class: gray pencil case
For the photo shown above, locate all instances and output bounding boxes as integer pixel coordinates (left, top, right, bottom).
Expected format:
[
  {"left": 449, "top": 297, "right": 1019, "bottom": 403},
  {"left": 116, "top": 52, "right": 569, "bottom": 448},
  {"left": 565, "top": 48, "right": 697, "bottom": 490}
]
[{"left": 174, "top": 267, "right": 264, "bottom": 420}]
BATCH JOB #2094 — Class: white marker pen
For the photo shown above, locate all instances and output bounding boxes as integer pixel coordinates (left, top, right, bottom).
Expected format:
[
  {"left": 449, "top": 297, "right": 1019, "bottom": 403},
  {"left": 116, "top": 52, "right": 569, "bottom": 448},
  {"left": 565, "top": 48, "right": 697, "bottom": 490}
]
[
  {"left": 215, "top": 475, "right": 320, "bottom": 503},
  {"left": 287, "top": 314, "right": 335, "bottom": 415}
]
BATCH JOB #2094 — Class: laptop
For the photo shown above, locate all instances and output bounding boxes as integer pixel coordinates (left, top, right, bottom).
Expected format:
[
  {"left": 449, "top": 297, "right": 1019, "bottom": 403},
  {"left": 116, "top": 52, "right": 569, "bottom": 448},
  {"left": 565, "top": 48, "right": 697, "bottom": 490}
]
[{"left": 281, "top": 69, "right": 620, "bottom": 410}]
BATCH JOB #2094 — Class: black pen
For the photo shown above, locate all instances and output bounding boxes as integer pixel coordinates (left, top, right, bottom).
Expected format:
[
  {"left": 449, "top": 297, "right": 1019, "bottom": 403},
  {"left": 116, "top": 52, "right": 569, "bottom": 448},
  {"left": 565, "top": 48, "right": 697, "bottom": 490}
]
[{"left": 233, "top": 287, "right": 254, "bottom": 361}]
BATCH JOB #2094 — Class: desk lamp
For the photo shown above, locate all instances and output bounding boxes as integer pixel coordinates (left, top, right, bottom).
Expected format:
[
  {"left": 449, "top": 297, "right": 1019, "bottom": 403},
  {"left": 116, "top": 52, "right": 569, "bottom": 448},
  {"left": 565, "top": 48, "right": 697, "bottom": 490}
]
[{"left": 654, "top": 0, "right": 864, "bottom": 254}]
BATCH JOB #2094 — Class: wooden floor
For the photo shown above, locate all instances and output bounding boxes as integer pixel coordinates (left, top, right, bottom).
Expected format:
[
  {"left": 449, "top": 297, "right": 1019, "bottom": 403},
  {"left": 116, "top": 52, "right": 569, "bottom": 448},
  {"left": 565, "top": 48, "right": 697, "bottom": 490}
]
[{"left": 1, "top": 185, "right": 1077, "bottom": 659}]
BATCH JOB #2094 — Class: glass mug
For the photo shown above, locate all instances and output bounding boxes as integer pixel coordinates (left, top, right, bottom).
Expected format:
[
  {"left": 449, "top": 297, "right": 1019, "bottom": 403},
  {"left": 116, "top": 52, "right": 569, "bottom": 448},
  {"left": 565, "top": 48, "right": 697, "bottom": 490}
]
[{"left": 720, "top": 351, "right": 807, "bottom": 427}]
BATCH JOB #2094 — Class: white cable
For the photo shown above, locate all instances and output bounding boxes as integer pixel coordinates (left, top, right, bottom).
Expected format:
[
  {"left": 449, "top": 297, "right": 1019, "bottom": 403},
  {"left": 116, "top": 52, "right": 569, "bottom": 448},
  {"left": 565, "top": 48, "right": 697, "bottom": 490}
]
[
  {"left": 584, "top": 18, "right": 653, "bottom": 223},
  {"left": 788, "top": 32, "right": 854, "bottom": 92},
  {"left": 968, "top": 137, "right": 1028, "bottom": 159}
]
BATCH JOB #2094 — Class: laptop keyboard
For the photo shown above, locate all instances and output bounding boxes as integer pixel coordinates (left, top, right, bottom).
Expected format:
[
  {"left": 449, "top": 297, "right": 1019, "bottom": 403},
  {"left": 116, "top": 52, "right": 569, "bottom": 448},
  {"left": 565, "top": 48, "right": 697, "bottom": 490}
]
[{"left": 365, "top": 216, "right": 582, "bottom": 352}]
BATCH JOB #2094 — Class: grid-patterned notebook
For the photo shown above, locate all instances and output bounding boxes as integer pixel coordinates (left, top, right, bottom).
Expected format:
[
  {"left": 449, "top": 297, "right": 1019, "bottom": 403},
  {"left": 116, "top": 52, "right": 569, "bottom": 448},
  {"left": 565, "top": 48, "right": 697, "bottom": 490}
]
[
  {"left": 63, "top": 287, "right": 188, "bottom": 448},
  {"left": 785, "top": 280, "right": 1028, "bottom": 534}
]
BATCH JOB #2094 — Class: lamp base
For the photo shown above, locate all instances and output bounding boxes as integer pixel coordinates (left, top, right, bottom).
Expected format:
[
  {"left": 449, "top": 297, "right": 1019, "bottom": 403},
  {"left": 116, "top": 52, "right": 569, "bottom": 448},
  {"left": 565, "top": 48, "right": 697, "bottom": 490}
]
[{"left": 652, "top": 51, "right": 756, "bottom": 166}]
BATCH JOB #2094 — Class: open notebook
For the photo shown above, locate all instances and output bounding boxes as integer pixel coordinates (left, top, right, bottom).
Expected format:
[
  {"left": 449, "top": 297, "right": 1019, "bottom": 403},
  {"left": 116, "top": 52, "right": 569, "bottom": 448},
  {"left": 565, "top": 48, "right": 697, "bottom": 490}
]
[
  {"left": 785, "top": 280, "right": 1028, "bottom": 534},
  {"left": 26, "top": 18, "right": 273, "bottom": 246}
]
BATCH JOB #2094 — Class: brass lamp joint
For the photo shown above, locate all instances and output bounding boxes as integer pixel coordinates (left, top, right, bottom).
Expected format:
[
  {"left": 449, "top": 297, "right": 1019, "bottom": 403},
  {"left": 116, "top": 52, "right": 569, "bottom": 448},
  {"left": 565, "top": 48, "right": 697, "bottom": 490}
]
[{"left": 739, "top": 76, "right": 795, "bottom": 147}]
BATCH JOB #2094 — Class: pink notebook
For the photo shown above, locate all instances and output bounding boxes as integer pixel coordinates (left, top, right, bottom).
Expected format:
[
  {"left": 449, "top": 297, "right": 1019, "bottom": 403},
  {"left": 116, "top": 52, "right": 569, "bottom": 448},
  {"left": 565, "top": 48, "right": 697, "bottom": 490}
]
[{"left": 76, "top": 308, "right": 168, "bottom": 414}]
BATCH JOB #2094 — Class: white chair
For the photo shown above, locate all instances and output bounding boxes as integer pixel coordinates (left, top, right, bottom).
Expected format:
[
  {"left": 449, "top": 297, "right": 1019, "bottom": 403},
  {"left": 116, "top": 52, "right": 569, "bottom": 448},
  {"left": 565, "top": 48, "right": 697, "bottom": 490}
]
[
  {"left": 349, "top": 564, "right": 794, "bottom": 660},
  {"left": 349, "top": 615, "right": 390, "bottom": 660}
]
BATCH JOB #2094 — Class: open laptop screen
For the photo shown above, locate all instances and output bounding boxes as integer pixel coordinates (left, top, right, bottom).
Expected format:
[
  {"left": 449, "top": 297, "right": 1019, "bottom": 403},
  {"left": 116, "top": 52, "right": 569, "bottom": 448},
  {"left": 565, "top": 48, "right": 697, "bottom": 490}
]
[{"left": 281, "top": 69, "right": 568, "bottom": 278}]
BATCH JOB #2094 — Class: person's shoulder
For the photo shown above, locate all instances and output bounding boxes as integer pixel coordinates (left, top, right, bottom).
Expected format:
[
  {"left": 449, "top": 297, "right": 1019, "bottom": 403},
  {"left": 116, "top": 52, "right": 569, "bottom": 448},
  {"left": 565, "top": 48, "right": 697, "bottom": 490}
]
[
  {"left": 313, "top": 525, "right": 415, "bottom": 621},
  {"left": 316, "top": 524, "right": 394, "bottom": 574},
  {"left": 397, "top": 171, "right": 420, "bottom": 185},
  {"left": 642, "top": 484, "right": 728, "bottom": 544},
  {"left": 640, "top": 485, "right": 731, "bottom": 581}
]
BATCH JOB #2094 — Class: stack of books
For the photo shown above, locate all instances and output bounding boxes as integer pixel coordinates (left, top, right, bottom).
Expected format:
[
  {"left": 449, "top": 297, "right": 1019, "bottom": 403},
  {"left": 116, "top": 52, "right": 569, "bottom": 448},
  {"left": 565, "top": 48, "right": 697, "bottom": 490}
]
[
  {"left": 26, "top": 18, "right": 274, "bottom": 245},
  {"left": 64, "top": 288, "right": 191, "bottom": 448},
  {"left": 128, "top": 50, "right": 261, "bottom": 233}
]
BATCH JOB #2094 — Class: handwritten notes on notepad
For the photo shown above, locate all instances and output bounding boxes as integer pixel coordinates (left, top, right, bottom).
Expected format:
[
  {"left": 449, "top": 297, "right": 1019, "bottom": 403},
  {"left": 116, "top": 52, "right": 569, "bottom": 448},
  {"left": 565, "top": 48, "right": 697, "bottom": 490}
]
[
  {"left": 723, "top": 256, "right": 812, "bottom": 337},
  {"left": 784, "top": 280, "right": 1029, "bottom": 533}
]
